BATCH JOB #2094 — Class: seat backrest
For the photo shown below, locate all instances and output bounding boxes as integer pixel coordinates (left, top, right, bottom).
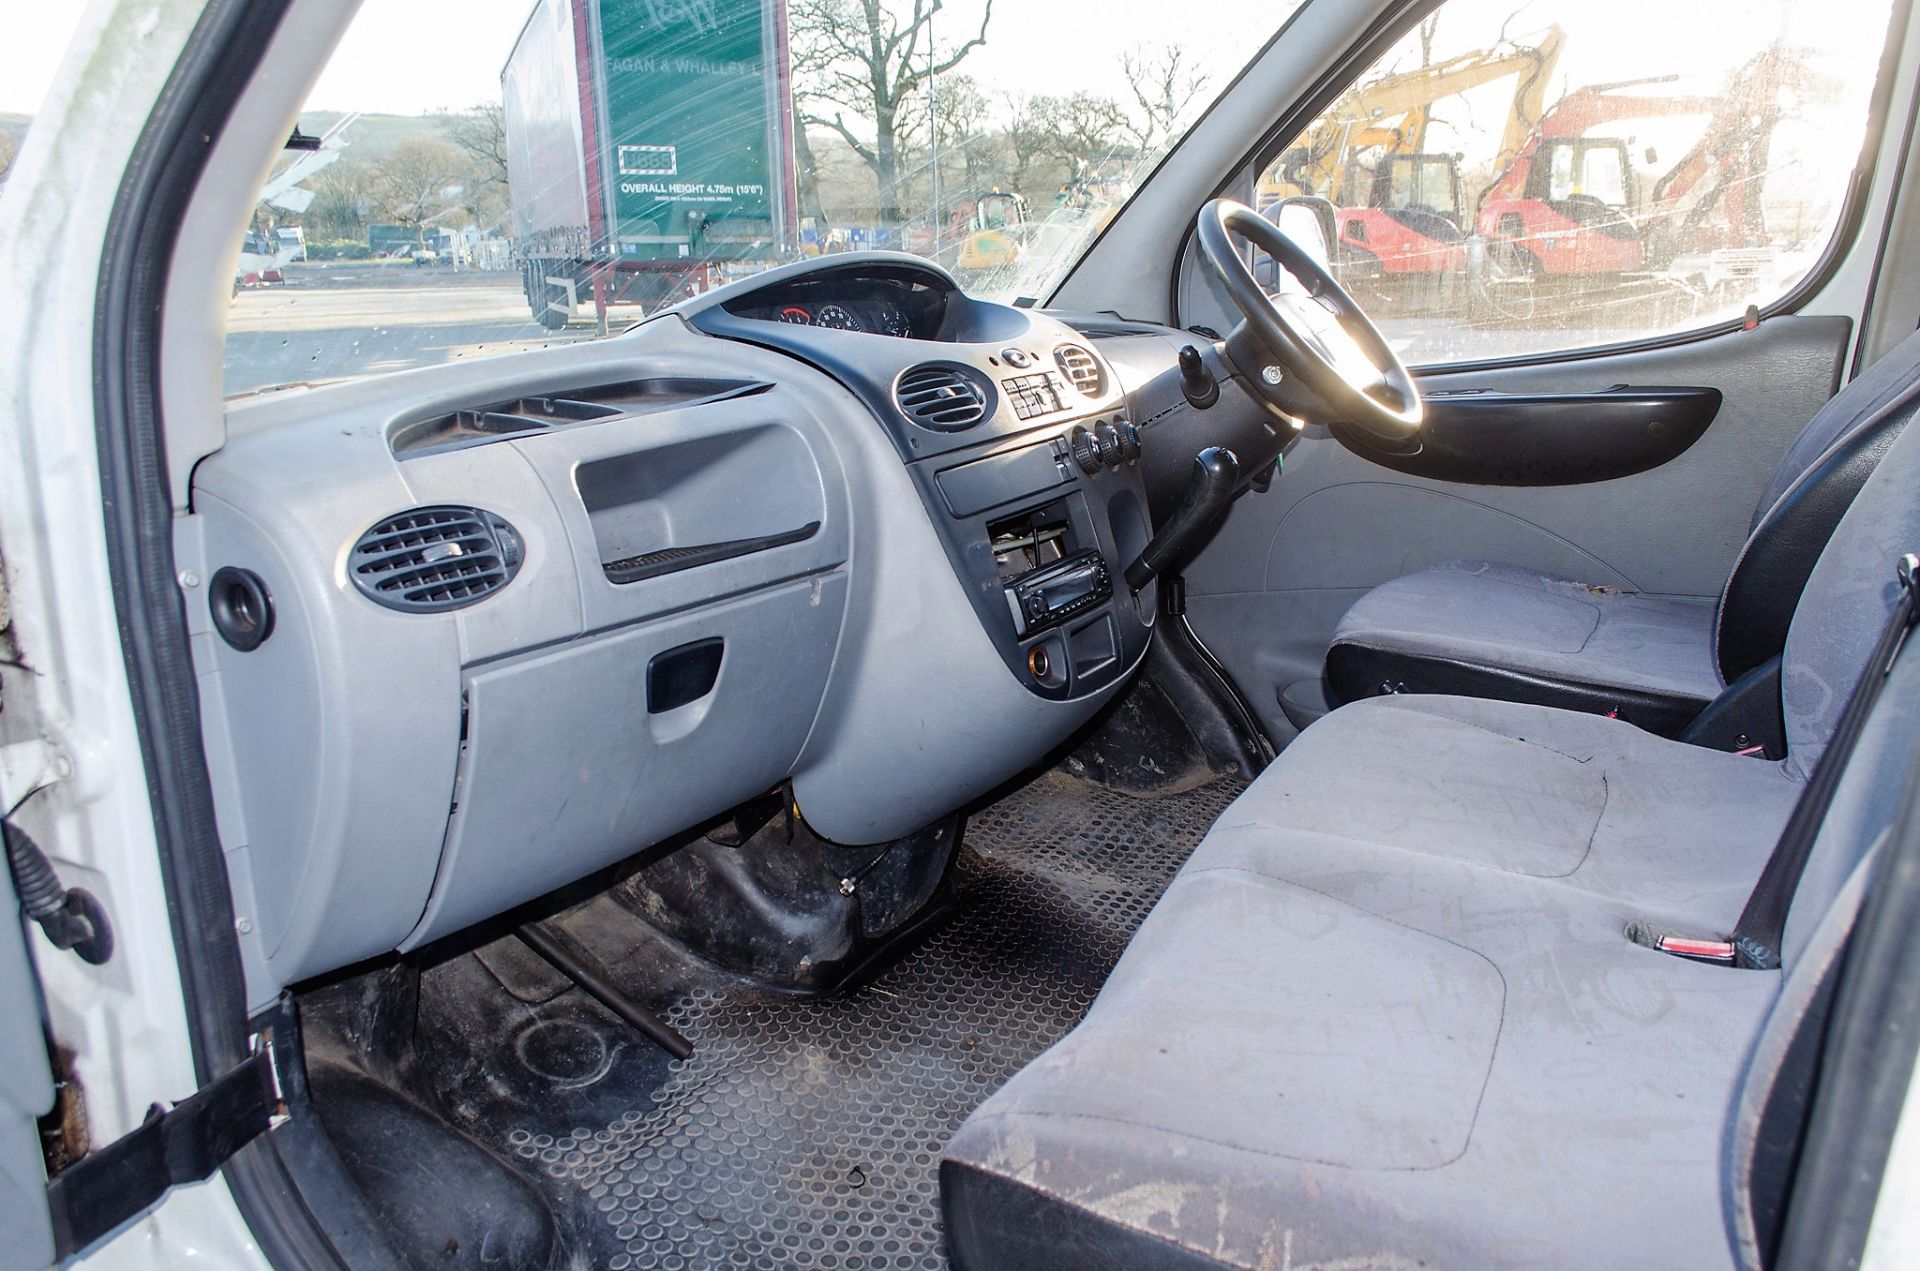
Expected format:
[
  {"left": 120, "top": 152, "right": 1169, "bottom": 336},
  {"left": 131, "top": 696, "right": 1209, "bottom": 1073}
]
[
  {"left": 1779, "top": 389, "right": 1920, "bottom": 786},
  {"left": 1719, "top": 430, "right": 1920, "bottom": 1261},
  {"left": 1724, "top": 598, "right": 1920, "bottom": 1269},
  {"left": 1714, "top": 328, "right": 1920, "bottom": 683}
]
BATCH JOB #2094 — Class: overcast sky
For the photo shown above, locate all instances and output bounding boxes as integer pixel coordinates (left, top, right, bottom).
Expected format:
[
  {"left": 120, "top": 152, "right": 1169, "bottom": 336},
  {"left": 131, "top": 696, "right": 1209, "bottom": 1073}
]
[
  {"left": 5, "top": 0, "right": 1273, "bottom": 116},
  {"left": 6, "top": 0, "right": 1896, "bottom": 128}
]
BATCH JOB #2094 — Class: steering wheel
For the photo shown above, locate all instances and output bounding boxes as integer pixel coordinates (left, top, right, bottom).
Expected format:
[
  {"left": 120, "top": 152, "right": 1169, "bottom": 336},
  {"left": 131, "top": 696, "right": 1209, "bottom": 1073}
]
[{"left": 1195, "top": 198, "right": 1423, "bottom": 445}]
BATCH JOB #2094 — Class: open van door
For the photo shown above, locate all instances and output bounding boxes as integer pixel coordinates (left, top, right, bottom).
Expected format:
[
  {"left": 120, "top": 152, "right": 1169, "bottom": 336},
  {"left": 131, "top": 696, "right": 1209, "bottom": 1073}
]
[
  {"left": 0, "top": 884, "right": 53, "bottom": 1271},
  {"left": 0, "top": 803, "right": 283, "bottom": 1267}
]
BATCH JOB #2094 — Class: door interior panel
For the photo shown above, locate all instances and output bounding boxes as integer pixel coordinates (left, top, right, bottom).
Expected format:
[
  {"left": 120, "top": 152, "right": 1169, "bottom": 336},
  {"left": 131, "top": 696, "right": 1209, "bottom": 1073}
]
[
  {"left": 1183, "top": 314, "right": 1852, "bottom": 742},
  {"left": 1329, "top": 384, "right": 1723, "bottom": 485}
]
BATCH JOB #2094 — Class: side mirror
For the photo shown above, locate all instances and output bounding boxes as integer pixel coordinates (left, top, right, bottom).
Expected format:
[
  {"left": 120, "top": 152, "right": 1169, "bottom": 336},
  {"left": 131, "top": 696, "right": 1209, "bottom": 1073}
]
[
  {"left": 1254, "top": 195, "right": 1340, "bottom": 291},
  {"left": 1273, "top": 195, "right": 1338, "bottom": 271}
]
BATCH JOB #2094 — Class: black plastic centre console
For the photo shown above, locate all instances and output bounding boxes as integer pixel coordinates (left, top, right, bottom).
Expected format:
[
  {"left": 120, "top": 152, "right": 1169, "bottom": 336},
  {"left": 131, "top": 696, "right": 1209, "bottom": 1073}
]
[{"left": 688, "top": 256, "right": 1154, "bottom": 700}]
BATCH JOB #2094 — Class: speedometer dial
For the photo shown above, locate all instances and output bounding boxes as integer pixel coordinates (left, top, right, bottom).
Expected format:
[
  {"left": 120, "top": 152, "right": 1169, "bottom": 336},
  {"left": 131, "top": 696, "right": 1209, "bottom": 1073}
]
[{"left": 814, "top": 303, "right": 864, "bottom": 331}]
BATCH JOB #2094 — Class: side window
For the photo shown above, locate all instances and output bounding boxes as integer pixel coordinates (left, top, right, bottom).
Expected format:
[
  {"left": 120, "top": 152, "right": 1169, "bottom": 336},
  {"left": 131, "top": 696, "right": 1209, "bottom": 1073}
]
[{"left": 1256, "top": 0, "right": 1895, "bottom": 366}]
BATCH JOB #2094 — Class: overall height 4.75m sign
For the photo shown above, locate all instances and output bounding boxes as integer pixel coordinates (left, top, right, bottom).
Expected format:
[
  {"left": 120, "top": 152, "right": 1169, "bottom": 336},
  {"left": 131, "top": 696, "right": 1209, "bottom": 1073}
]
[
  {"left": 503, "top": 0, "right": 795, "bottom": 302},
  {"left": 596, "top": 0, "right": 792, "bottom": 260}
]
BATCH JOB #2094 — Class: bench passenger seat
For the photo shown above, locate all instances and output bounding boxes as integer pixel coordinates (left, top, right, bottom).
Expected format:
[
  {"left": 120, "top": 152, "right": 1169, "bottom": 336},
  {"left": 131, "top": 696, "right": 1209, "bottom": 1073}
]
[{"left": 939, "top": 358, "right": 1920, "bottom": 1270}]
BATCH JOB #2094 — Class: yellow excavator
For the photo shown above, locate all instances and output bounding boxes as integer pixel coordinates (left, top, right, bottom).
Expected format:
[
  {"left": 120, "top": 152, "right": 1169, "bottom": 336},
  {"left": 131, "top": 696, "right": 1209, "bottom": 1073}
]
[
  {"left": 1260, "top": 27, "right": 1564, "bottom": 285},
  {"left": 951, "top": 190, "right": 1030, "bottom": 271}
]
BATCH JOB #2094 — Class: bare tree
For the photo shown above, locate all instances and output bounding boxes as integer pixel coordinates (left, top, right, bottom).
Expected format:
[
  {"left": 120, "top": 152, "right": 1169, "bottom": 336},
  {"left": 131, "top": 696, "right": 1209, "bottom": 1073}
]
[
  {"left": 304, "top": 159, "right": 375, "bottom": 241},
  {"left": 1120, "top": 45, "right": 1212, "bottom": 154},
  {"left": 1031, "top": 92, "right": 1129, "bottom": 174},
  {"left": 1002, "top": 93, "right": 1056, "bottom": 195},
  {"left": 438, "top": 104, "right": 509, "bottom": 188},
  {"left": 369, "top": 138, "right": 468, "bottom": 242},
  {"left": 438, "top": 105, "right": 513, "bottom": 231},
  {"left": 1418, "top": 13, "right": 1441, "bottom": 66},
  {"left": 0, "top": 132, "right": 16, "bottom": 186},
  {"left": 908, "top": 74, "right": 1002, "bottom": 199},
  {"left": 789, "top": 0, "right": 994, "bottom": 221},
  {"left": 792, "top": 124, "right": 831, "bottom": 228}
]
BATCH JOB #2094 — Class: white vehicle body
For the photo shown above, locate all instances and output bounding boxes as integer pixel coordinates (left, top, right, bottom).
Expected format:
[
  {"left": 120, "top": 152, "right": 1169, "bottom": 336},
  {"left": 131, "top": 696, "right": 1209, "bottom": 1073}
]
[{"left": 3, "top": 0, "right": 1919, "bottom": 1266}]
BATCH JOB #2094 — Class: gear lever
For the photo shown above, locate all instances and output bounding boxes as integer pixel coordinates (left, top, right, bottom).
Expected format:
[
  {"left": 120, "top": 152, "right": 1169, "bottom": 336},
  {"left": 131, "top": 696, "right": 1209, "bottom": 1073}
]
[{"left": 1125, "top": 447, "right": 1240, "bottom": 591}]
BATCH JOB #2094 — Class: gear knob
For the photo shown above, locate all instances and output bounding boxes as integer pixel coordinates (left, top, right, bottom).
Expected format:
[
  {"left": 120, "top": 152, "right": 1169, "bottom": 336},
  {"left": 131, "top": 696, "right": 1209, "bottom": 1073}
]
[{"left": 1125, "top": 447, "right": 1239, "bottom": 591}]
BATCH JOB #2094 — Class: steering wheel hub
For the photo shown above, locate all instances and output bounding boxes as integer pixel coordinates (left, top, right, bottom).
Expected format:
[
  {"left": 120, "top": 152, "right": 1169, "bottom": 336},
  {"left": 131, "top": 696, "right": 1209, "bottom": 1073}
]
[{"left": 1194, "top": 198, "right": 1424, "bottom": 445}]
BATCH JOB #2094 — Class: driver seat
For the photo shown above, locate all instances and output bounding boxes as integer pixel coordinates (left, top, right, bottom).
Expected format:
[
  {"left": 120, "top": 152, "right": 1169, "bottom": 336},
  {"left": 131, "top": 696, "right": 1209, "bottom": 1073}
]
[{"left": 1324, "top": 328, "right": 1920, "bottom": 734}]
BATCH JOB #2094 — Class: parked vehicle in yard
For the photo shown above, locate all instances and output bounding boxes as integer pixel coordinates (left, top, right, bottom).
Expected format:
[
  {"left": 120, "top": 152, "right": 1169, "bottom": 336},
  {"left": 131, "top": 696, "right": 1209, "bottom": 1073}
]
[
  {"left": 1472, "top": 47, "right": 1834, "bottom": 304},
  {"left": 1263, "top": 28, "right": 1562, "bottom": 299},
  {"left": 503, "top": 0, "right": 798, "bottom": 328},
  {"left": 2, "top": 0, "right": 1919, "bottom": 1268},
  {"left": 949, "top": 188, "right": 1029, "bottom": 272}
]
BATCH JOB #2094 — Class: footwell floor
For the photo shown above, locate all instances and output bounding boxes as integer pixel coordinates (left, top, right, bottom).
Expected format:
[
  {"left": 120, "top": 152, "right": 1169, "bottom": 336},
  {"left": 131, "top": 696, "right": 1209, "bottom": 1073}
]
[{"left": 470, "top": 771, "right": 1241, "bottom": 1270}]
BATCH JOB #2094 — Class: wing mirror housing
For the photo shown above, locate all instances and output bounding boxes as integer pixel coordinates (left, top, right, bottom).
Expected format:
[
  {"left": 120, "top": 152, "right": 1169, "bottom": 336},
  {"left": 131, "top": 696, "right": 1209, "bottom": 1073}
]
[
  {"left": 1271, "top": 195, "right": 1339, "bottom": 273},
  {"left": 1254, "top": 195, "right": 1340, "bottom": 292}
]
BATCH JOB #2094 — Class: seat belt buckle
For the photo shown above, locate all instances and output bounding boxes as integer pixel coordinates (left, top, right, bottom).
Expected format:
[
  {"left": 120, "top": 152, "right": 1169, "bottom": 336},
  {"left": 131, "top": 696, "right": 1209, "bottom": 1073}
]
[{"left": 1654, "top": 934, "right": 1738, "bottom": 964}]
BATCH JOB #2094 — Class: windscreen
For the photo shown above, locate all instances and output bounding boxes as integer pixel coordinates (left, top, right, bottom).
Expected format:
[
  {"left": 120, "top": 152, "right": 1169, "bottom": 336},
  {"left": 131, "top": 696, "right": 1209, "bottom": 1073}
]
[{"left": 213, "top": 0, "right": 1304, "bottom": 397}]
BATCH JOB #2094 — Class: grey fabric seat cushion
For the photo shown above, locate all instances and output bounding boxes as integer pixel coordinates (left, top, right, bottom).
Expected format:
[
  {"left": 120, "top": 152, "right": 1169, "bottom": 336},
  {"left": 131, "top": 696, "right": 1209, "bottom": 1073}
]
[
  {"left": 1329, "top": 560, "right": 1723, "bottom": 703},
  {"left": 1325, "top": 331, "right": 1920, "bottom": 716},
  {"left": 943, "top": 696, "right": 1805, "bottom": 1270},
  {"left": 943, "top": 653, "right": 1920, "bottom": 1270},
  {"left": 1214, "top": 692, "right": 1799, "bottom": 912},
  {"left": 942, "top": 814, "right": 1781, "bottom": 1268}
]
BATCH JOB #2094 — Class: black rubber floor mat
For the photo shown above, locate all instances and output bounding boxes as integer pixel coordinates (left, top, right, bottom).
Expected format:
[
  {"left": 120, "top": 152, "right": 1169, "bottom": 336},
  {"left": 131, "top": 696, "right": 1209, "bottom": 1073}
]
[{"left": 499, "top": 771, "right": 1243, "bottom": 1269}]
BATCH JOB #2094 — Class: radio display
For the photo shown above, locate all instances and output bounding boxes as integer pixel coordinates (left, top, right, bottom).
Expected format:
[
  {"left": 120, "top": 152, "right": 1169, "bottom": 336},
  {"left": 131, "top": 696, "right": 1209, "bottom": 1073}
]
[{"left": 1040, "top": 569, "right": 1097, "bottom": 610}]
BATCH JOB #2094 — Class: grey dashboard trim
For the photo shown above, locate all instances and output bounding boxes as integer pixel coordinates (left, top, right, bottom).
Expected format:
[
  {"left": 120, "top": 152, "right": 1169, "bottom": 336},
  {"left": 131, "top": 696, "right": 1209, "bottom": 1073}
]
[
  {"left": 677, "top": 258, "right": 1155, "bottom": 695},
  {"left": 195, "top": 310, "right": 1139, "bottom": 1006}
]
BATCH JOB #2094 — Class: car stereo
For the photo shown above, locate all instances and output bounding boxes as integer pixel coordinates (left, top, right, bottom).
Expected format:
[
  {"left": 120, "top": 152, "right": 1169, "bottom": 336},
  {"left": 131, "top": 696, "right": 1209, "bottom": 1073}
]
[{"left": 1007, "top": 550, "right": 1112, "bottom": 635}]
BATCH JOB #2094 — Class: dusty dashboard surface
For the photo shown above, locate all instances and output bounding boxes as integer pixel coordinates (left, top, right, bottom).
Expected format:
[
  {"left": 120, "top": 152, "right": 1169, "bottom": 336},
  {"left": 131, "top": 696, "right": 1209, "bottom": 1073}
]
[{"left": 191, "top": 255, "right": 1155, "bottom": 1010}]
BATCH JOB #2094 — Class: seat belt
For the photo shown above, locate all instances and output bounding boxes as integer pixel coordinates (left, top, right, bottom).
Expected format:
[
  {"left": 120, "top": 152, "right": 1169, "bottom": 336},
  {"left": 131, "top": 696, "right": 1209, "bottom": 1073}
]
[
  {"left": 1633, "top": 552, "right": 1919, "bottom": 967},
  {"left": 1726, "top": 552, "right": 1920, "bottom": 969}
]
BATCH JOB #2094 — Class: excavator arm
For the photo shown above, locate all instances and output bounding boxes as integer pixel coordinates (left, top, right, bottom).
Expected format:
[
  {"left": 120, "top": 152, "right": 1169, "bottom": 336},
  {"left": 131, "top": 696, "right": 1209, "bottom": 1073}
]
[{"left": 1275, "top": 27, "right": 1563, "bottom": 206}]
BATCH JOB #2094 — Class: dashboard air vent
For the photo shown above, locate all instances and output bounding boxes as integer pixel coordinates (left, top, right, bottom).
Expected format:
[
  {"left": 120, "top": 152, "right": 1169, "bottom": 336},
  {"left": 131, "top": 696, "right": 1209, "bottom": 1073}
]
[
  {"left": 349, "top": 506, "right": 524, "bottom": 613},
  {"left": 895, "top": 364, "right": 990, "bottom": 431},
  {"left": 1054, "top": 344, "right": 1105, "bottom": 397}
]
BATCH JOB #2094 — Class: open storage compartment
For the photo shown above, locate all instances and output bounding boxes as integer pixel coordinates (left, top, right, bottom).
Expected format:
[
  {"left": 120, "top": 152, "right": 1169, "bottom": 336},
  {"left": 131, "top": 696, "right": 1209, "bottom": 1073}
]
[{"left": 576, "top": 424, "right": 826, "bottom": 585}]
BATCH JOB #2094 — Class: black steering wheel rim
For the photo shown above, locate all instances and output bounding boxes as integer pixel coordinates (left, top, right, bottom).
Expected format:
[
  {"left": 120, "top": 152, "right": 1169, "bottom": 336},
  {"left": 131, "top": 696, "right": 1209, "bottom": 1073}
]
[{"left": 1195, "top": 198, "right": 1423, "bottom": 443}]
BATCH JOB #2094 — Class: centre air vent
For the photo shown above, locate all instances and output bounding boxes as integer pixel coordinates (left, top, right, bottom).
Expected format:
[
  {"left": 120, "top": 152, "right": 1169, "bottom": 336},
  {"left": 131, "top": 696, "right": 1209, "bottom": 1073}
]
[
  {"left": 1054, "top": 344, "right": 1105, "bottom": 397},
  {"left": 895, "top": 364, "right": 991, "bottom": 431},
  {"left": 349, "top": 505, "right": 524, "bottom": 613}
]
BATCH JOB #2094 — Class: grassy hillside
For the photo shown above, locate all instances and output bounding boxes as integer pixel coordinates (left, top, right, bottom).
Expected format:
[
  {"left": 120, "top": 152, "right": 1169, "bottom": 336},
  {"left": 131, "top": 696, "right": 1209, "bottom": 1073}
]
[
  {"left": 295, "top": 111, "right": 457, "bottom": 161},
  {"left": 0, "top": 113, "right": 30, "bottom": 183},
  {"left": 1, "top": 109, "right": 445, "bottom": 182}
]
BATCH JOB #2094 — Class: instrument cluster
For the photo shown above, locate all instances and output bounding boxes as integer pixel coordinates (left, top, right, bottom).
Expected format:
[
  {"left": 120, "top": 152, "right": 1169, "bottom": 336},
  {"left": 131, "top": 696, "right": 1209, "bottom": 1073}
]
[
  {"left": 728, "top": 276, "right": 938, "bottom": 340},
  {"left": 769, "top": 297, "right": 911, "bottom": 337}
]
